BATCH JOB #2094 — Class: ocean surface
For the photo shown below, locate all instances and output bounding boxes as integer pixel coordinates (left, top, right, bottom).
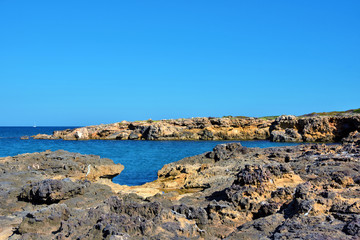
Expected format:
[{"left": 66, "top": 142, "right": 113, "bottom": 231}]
[{"left": 0, "top": 127, "right": 303, "bottom": 186}]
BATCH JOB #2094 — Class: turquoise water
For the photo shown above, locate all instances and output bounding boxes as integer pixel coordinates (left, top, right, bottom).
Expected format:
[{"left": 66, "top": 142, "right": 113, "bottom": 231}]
[{"left": 0, "top": 127, "right": 302, "bottom": 186}]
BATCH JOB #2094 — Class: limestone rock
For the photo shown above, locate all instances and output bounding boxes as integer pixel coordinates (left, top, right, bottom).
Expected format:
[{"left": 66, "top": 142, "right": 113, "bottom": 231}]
[
  {"left": 270, "top": 129, "right": 303, "bottom": 142},
  {"left": 32, "top": 133, "right": 54, "bottom": 139},
  {"left": 17, "top": 204, "right": 70, "bottom": 235},
  {"left": 2, "top": 141, "right": 360, "bottom": 239},
  {"left": 342, "top": 131, "right": 360, "bottom": 145},
  {"left": 211, "top": 142, "right": 247, "bottom": 161},
  {"left": 18, "top": 179, "right": 87, "bottom": 204},
  {"left": 32, "top": 114, "right": 360, "bottom": 143},
  {"left": 33, "top": 117, "right": 272, "bottom": 141},
  {"left": 144, "top": 122, "right": 180, "bottom": 140}
]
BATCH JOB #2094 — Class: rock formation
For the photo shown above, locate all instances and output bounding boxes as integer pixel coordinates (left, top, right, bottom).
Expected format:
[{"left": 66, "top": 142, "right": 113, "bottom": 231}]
[
  {"left": 33, "top": 117, "right": 272, "bottom": 141},
  {"left": 269, "top": 115, "right": 360, "bottom": 142},
  {"left": 1, "top": 140, "right": 360, "bottom": 239},
  {"left": 33, "top": 113, "right": 360, "bottom": 143},
  {"left": 0, "top": 150, "right": 124, "bottom": 240}
]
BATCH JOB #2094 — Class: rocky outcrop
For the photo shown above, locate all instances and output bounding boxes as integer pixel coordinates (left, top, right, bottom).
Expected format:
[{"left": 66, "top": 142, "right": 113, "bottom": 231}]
[
  {"left": 343, "top": 130, "right": 360, "bottom": 145},
  {"left": 270, "top": 129, "right": 303, "bottom": 142},
  {"left": 2, "top": 142, "right": 360, "bottom": 239},
  {"left": 33, "top": 113, "right": 360, "bottom": 143},
  {"left": 142, "top": 142, "right": 360, "bottom": 239},
  {"left": 14, "top": 196, "right": 203, "bottom": 240},
  {"left": 270, "top": 114, "right": 360, "bottom": 142},
  {"left": 33, "top": 117, "right": 272, "bottom": 141},
  {"left": 18, "top": 179, "right": 87, "bottom": 204},
  {"left": 0, "top": 150, "right": 124, "bottom": 182},
  {"left": 0, "top": 150, "right": 124, "bottom": 239}
]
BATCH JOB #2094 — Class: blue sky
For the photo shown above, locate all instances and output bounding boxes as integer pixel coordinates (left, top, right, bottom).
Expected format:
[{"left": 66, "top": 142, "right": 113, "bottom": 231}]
[{"left": 0, "top": 1, "right": 359, "bottom": 126}]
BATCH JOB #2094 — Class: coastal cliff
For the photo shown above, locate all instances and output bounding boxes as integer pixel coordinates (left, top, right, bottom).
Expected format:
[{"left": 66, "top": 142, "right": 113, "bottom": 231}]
[
  {"left": 35, "top": 117, "right": 272, "bottom": 141},
  {"left": 269, "top": 114, "right": 360, "bottom": 142},
  {"left": 33, "top": 111, "right": 360, "bottom": 142},
  {"left": 2, "top": 134, "right": 360, "bottom": 239}
]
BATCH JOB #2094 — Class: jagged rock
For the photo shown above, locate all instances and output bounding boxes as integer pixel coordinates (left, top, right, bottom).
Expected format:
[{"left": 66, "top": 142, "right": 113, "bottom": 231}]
[
  {"left": 211, "top": 142, "right": 247, "bottom": 161},
  {"left": 270, "top": 129, "right": 303, "bottom": 142},
  {"left": 343, "top": 216, "right": 360, "bottom": 236},
  {"left": 18, "top": 179, "right": 87, "bottom": 204},
  {"left": 172, "top": 204, "right": 209, "bottom": 226},
  {"left": 40, "top": 196, "right": 203, "bottom": 239},
  {"left": 33, "top": 117, "right": 272, "bottom": 141},
  {"left": 226, "top": 214, "right": 285, "bottom": 239},
  {"left": 224, "top": 163, "right": 295, "bottom": 218},
  {"left": 0, "top": 149, "right": 124, "bottom": 239},
  {"left": 270, "top": 115, "right": 298, "bottom": 131},
  {"left": 268, "top": 115, "right": 360, "bottom": 142},
  {"left": 273, "top": 215, "right": 352, "bottom": 239},
  {"left": 2, "top": 141, "right": 360, "bottom": 239},
  {"left": 342, "top": 131, "right": 360, "bottom": 145},
  {"left": 32, "top": 114, "right": 360, "bottom": 143},
  {"left": 144, "top": 122, "right": 180, "bottom": 140},
  {"left": 17, "top": 204, "right": 70, "bottom": 235},
  {"left": 0, "top": 150, "right": 124, "bottom": 182}
]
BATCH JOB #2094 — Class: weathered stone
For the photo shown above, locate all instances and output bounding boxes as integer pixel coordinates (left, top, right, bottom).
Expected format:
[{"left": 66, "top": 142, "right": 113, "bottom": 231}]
[
  {"left": 343, "top": 216, "right": 360, "bottom": 236},
  {"left": 2, "top": 139, "right": 360, "bottom": 239},
  {"left": 270, "top": 129, "right": 303, "bottom": 142},
  {"left": 18, "top": 179, "right": 86, "bottom": 204},
  {"left": 212, "top": 142, "right": 246, "bottom": 161},
  {"left": 32, "top": 133, "right": 55, "bottom": 139},
  {"left": 128, "top": 131, "right": 140, "bottom": 140},
  {"left": 32, "top": 113, "right": 360, "bottom": 143},
  {"left": 18, "top": 204, "right": 70, "bottom": 235},
  {"left": 343, "top": 131, "right": 360, "bottom": 145}
]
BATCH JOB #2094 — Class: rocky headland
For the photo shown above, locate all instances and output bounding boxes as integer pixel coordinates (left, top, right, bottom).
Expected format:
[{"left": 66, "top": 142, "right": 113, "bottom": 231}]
[
  {"left": 2, "top": 132, "right": 360, "bottom": 239},
  {"left": 33, "top": 110, "right": 360, "bottom": 143}
]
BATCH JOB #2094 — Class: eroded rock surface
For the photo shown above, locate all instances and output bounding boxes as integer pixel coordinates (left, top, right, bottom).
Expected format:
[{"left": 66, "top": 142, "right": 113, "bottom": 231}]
[
  {"left": 141, "top": 142, "right": 360, "bottom": 239},
  {"left": 33, "top": 114, "right": 360, "bottom": 143},
  {"left": 1, "top": 142, "right": 360, "bottom": 239},
  {"left": 270, "top": 115, "right": 360, "bottom": 142},
  {"left": 0, "top": 150, "right": 123, "bottom": 240},
  {"left": 33, "top": 117, "right": 272, "bottom": 141},
  {"left": 18, "top": 179, "right": 87, "bottom": 204}
]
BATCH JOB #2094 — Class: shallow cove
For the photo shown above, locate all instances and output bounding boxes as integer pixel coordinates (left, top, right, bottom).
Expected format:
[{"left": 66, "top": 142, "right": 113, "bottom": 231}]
[{"left": 0, "top": 127, "right": 302, "bottom": 186}]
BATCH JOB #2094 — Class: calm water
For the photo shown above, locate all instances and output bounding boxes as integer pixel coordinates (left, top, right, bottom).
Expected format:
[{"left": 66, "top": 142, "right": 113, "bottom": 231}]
[{"left": 0, "top": 127, "right": 302, "bottom": 186}]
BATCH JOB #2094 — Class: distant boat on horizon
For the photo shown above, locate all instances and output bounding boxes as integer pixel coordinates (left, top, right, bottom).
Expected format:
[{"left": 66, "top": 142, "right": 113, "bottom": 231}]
[{"left": 33, "top": 122, "right": 36, "bottom": 128}]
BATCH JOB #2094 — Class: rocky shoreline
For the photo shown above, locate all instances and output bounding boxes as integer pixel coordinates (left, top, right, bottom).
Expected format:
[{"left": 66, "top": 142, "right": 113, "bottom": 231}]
[
  {"left": 1, "top": 132, "right": 360, "bottom": 239},
  {"left": 33, "top": 113, "right": 360, "bottom": 143}
]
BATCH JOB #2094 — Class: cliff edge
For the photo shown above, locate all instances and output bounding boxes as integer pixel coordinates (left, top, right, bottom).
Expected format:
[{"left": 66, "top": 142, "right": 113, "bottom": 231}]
[{"left": 33, "top": 109, "right": 360, "bottom": 142}]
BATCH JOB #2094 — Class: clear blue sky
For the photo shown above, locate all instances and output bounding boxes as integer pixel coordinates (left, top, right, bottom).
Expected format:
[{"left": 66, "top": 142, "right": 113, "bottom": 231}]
[{"left": 0, "top": 1, "right": 359, "bottom": 126}]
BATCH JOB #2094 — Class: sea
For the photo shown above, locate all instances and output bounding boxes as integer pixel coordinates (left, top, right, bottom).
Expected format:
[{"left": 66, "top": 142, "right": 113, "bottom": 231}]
[{"left": 0, "top": 127, "right": 302, "bottom": 186}]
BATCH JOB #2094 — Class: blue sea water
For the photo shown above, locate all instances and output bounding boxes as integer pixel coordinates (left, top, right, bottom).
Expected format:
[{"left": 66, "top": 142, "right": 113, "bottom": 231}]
[{"left": 0, "top": 127, "right": 302, "bottom": 186}]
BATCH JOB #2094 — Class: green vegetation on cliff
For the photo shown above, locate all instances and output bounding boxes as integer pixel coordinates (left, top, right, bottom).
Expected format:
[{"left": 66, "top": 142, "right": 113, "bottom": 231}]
[{"left": 301, "top": 108, "right": 360, "bottom": 117}]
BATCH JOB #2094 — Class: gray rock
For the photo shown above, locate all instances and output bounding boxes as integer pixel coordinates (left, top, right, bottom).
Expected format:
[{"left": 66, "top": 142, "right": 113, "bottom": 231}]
[
  {"left": 343, "top": 216, "right": 360, "bottom": 236},
  {"left": 19, "top": 179, "right": 86, "bottom": 204},
  {"left": 342, "top": 131, "right": 360, "bottom": 145},
  {"left": 211, "top": 142, "right": 247, "bottom": 161},
  {"left": 270, "top": 129, "right": 303, "bottom": 142},
  {"left": 18, "top": 204, "right": 70, "bottom": 235},
  {"left": 128, "top": 131, "right": 140, "bottom": 140}
]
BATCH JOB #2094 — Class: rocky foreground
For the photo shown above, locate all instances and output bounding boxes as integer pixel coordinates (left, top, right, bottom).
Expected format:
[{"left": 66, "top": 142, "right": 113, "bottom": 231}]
[
  {"left": 33, "top": 113, "right": 360, "bottom": 142},
  {"left": 1, "top": 132, "right": 360, "bottom": 239}
]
